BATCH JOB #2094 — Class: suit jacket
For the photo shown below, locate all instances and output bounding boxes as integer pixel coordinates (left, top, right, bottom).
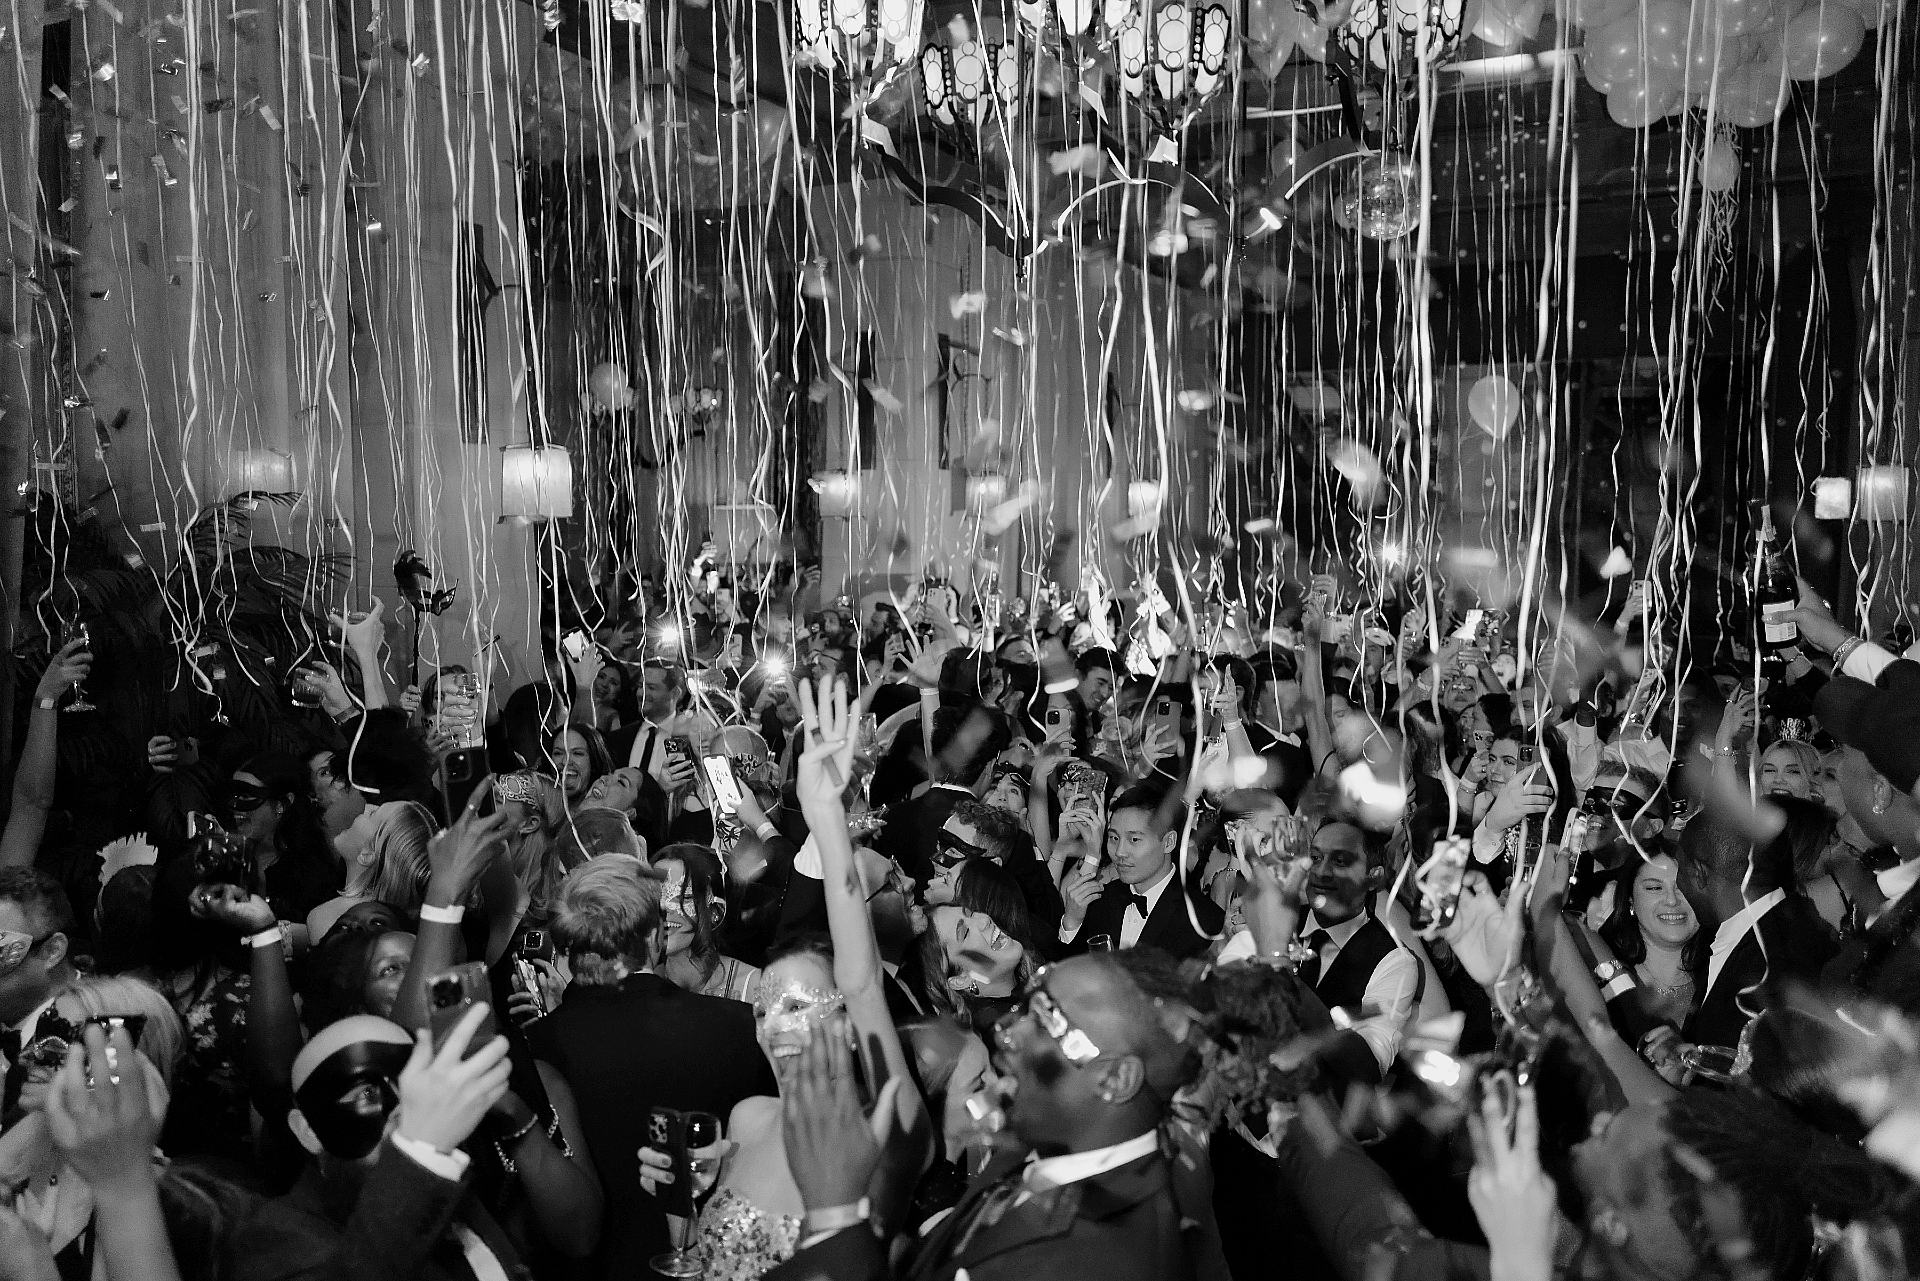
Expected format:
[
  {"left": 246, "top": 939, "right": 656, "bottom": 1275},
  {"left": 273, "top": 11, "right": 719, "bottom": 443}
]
[
  {"left": 230, "top": 1143, "right": 524, "bottom": 1281},
  {"left": 766, "top": 1148, "right": 1199, "bottom": 1281},
  {"left": 1686, "top": 894, "right": 1837, "bottom": 1048},
  {"left": 531, "top": 972, "right": 776, "bottom": 1281},
  {"left": 1067, "top": 878, "right": 1226, "bottom": 962},
  {"left": 875, "top": 785, "right": 972, "bottom": 888}
]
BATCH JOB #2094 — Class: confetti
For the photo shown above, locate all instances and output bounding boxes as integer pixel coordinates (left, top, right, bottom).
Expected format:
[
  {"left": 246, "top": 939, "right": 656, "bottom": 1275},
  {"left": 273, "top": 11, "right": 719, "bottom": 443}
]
[
  {"left": 990, "top": 326, "right": 1026, "bottom": 347},
  {"left": 948, "top": 291, "right": 988, "bottom": 319},
  {"left": 863, "top": 381, "right": 902, "bottom": 414},
  {"left": 92, "top": 61, "right": 115, "bottom": 82},
  {"left": 1176, "top": 389, "right": 1216, "bottom": 412},
  {"left": 1047, "top": 144, "right": 1104, "bottom": 176}
]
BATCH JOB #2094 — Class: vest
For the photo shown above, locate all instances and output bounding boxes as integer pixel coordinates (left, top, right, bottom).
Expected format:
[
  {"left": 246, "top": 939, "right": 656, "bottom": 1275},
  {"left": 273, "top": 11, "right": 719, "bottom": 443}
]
[{"left": 1312, "top": 915, "right": 1402, "bottom": 1012}]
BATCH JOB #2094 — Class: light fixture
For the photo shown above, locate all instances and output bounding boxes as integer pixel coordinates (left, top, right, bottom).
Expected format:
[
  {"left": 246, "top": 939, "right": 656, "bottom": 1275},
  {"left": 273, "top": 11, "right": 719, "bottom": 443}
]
[
  {"left": 1112, "top": 0, "right": 1235, "bottom": 136},
  {"left": 1336, "top": 153, "right": 1421, "bottom": 240},
  {"left": 919, "top": 36, "right": 1021, "bottom": 137},
  {"left": 221, "top": 448, "right": 295, "bottom": 496},
  {"left": 794, "top": 0, "right": 927, "bottom": 100},
  {"left": 500, "top": 445, "right": 573, "bottom": 521},
  {"left": 1857, "top": 466, "right": 1910, "bottom": 523},
  {"left": 966, "top": 471, "right": 1010, "bottom": 510},
  {"left": 1334, "top": 0, "right": 1469, "bottom": 71},
  {"left": 810, "top": 470, "right": 861, "bottom": 518}
]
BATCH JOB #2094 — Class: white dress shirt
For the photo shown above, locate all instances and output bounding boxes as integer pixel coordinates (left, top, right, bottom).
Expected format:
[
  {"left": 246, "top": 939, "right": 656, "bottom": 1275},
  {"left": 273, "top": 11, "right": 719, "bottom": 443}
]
[
  {"left": 1705, "top": 887, "right": 1787, "bottom": 995},
  {"left": 1119, "top": 866, "right": 1176, "bottom": 949},
  {"left": 1877, "top": 857, "right": 1920, "bottom": 909},
  {"left": 1025, "top": 1130, "right": 1160, "bottom": 1192},
  {"left": 1300, "top": 912, "right": 1421, "bottom": 1078}
]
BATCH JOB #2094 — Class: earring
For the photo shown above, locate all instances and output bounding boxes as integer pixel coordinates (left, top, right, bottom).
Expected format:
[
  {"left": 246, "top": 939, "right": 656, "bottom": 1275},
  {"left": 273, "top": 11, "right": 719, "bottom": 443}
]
[
  {"left": 1874, "top": 793, "right": 1891, "bottom": 816},
  {"left": 355, "top": 848, "right": 377, "bottom": 867}
]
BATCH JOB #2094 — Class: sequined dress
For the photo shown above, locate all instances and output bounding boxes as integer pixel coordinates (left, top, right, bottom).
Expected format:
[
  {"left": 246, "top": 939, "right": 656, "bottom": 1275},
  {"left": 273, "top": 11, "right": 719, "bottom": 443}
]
[{"left": 694, "top": 1186, "right": 801, "bottom": 1281}]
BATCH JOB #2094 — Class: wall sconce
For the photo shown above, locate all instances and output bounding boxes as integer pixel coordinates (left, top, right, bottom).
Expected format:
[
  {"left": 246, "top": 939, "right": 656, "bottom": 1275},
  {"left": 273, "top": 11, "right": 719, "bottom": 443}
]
[
  {"left": 966, "top": 472, "right": 1009, "bottom": 510},
  {"left": 810, "top": 470, "right": 860, "bottom": 518},
  {"left": 1812, "top": 476, "right": 1853, "bottom": 520},
  {"left": 222, "top": 448, "right": 295, "bottom": 497},
  {"left": 500, "top": 445, "right": 573, "bottom": 521},
  {"left": 1857, "top": 466, "right": 1909, "bottom": 523}
]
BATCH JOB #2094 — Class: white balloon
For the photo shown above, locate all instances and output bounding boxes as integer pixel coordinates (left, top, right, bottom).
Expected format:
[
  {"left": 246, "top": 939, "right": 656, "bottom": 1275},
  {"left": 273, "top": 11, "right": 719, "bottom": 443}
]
[
  {"left": 1468, "top": 373, "right": 1523, "bottom": 438},
  {"left": 587, "top": 361, "right": 628, "bottom": 407}
]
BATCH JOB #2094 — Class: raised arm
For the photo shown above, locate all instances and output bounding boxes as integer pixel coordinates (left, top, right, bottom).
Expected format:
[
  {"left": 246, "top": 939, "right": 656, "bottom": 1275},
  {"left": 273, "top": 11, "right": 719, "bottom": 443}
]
[
  {"left": 332, "top": 600, "right": 391, "bottom": 711},
  {"left": 391, "top": 780, "right": 511, "bottom": 1032},
  {"left": 199, "top": 886, "right": 303, "bottom": 1122},
  {"left": 0, "top": 640, "right": 91, "bottom": 869}
]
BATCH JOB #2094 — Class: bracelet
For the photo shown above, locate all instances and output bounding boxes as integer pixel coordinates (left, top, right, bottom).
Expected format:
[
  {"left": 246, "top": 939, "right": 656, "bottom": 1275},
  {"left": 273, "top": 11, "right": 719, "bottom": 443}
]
[
  {"left": 247, "top": 925, "right": 284, "bottom": 950},
  {"left": 497, "top": 1114, "right": 539, "bottom": 1145},
  {"left": 803, "top": 1199, "right": 871, "bottom": 1236},
  {"left": 419, "top": 903, "right": 466, "bottom": 925},
  {"left": 1832, "top": 635, "right": 1865, "bottom": 671}
]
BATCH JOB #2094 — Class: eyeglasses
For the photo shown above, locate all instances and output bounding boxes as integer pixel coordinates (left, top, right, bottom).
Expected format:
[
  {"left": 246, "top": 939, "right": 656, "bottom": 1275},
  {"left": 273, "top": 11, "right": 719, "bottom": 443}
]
[
  {"left": 20, "top": 1013, "right": 147, "bottom": 1073},
  {"left": 993, "top": 974, "right": 1103, "bottom": 1065}
]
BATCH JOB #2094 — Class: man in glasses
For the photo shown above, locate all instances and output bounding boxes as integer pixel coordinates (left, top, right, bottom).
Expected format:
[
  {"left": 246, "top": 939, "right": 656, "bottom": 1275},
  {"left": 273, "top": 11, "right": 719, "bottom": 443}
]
[
  {"left": 0, "top": 869, "right": 79, "bottom": 1113},
  {"left": 767, "top": 952, "right": 1209, "bottom": 1281}
]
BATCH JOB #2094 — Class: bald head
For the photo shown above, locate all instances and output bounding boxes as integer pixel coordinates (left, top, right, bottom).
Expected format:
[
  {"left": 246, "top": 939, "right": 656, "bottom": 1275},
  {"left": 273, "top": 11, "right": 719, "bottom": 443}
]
[
  {"left": 1049, "top": 953, "right": 1198, "bottom": 1101},
  {"left": 293, "top": 1015, "right": 411, "bottom": 1092}
]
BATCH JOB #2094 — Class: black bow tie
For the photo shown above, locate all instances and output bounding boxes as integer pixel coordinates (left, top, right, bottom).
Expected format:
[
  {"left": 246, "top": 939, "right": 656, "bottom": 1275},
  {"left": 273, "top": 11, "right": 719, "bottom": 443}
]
[{"left": 1128, "top": 892, "right": 1152, "bottom": 917}]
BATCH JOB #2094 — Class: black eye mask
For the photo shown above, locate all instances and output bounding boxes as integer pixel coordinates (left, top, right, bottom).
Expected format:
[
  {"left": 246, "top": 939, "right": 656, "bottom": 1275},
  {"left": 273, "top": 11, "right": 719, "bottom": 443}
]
[{"left": 293, "top": 1040, "right": 410, "bottom": 1159}]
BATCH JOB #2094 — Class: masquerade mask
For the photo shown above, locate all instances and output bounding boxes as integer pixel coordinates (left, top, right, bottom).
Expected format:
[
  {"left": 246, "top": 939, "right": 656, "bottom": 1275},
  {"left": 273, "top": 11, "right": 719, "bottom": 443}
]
[
  {"left": 754, "top": 977, "right": 845, "bottom": 1044},
  {"left": 293, "top": 1039, "right": 410, "bottom": 1160},
  {"left": 933, "top": 830, "right": 986, "bottom": 869},
  {"left": 660, "top": 872, "right": 694, "bottom": 919},
  {"left": 228, "top": 787, "right": 272, "bottom": 813},
  {"left": 994, "top": 978, "right": 1103, "bottom": 1065},
  {"left": 20, "top": 1013, "right": 148, "bottom": 1074},
  {"left": 0, "top": 930, "right": 50, "bottom": 976}
]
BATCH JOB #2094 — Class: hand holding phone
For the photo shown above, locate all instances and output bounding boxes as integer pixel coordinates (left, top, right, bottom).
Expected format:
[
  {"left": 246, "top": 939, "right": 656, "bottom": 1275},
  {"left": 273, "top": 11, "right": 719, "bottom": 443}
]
[{"left": 426, "top": 963, "right": 498, "bottom": 1056}]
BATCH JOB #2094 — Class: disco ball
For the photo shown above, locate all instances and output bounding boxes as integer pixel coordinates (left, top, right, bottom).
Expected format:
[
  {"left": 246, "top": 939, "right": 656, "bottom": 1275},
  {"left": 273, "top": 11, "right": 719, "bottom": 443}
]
[{"left": 1338, "top": 153, "right": 1420, "bottom": 240}]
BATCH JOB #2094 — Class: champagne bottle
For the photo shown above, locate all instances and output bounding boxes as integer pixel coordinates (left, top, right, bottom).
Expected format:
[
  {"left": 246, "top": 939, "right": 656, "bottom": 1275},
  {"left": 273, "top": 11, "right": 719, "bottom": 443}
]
[{"left": 1756, "top": 506, "right": 1798, "bottom": 661}]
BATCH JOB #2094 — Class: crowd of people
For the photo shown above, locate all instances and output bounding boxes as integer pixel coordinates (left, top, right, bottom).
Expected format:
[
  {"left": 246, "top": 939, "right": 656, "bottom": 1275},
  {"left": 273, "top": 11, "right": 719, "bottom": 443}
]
[{"left": 0, "top": 547, "right": 1918, "bottom": 1281}]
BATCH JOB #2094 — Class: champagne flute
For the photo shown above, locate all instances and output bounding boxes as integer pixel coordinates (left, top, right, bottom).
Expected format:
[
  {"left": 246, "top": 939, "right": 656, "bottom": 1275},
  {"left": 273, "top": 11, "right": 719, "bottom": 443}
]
[
  {"left": 62, "top": 622, "right": 94, "bottom": 713},
  {"left": 649, "top": 1108, "right": 719, "bottom": 1278}
]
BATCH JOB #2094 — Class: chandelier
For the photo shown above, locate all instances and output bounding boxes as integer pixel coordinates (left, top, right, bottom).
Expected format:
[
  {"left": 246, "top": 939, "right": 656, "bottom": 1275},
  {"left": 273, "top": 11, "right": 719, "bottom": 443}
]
[
  {"left": 794, "top": 0, "right": 927, "bottom": 100},
  {"left": 1018, "top": 0, "right": 1235, "bottom": 141},
  {"left": 1327, "top": 0, "right": 1468, "bottom": 73},
  {"left": 919, "top": 38, "right": 1021, "bottom": 136}
]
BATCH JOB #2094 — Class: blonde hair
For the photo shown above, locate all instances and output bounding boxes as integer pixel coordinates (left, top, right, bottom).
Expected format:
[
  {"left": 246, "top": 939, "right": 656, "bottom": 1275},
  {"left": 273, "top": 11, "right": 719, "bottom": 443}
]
[
  {"left": 551, "top": 855, "right": 665, "bottom": 986},
  {"left": 365, "top": 801, "right": 439, "bottom": 914},
  {"left": 58, "top": 975, "right": 185, "bottom": 1089}
]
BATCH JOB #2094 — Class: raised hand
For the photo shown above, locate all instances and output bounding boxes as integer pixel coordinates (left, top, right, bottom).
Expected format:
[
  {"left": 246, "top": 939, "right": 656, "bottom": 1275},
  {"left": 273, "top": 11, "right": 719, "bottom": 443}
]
[
  {"left": 330, "top": 599, "right": 387, "bottom": 654},
  {"left": 779, "top": 1012, "right": 901, "bottom": 1214},
  {"left": 1466, "top": 1077, "right": 1557, "bottom": 1281},
  {"left": 44, "top": 1027, "right": 161, "bottom": 1197},
  {"left": 395, "top": 1003, "right": 512, "bottom": 1154},
  {"left": 1440, "top": 871, "right": 1526, "bottom": 987},
  {"left": 425, "top": 778, "right": 510, "bottom": 904},
  {"left": 34, "top": 639, "right": 92, "bottom": 705},
  {"left": 192, "top": 883, "right": 276, "bottom": 934},
  {"left": 794, "top": 675, "right": 855, "bottom": 811}
]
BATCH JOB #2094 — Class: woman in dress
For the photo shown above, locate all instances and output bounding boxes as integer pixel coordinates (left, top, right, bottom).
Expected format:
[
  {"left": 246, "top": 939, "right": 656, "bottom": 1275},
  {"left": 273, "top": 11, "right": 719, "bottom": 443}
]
[
  {"left": 638, "top": 677, "right": 927, "bottom": 1281},
  {"left": 652, "top": 843, "right": 762, "bottom": 1004}
]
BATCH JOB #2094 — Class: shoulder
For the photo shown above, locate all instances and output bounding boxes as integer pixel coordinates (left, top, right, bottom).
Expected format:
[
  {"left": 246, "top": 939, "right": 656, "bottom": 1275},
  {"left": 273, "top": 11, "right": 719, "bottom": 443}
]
[{"left": 729, "top": 1094, "right": 781, "bottom": 1135}]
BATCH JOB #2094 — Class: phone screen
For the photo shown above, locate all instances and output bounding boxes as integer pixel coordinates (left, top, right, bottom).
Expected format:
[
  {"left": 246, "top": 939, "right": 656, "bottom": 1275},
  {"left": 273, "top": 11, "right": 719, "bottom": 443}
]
[
  {"left": 561, "top": 629, "right": 590, "bottom": 661},
  {"left": 702, "top": 755, "right": 746, "bottom": 814},
  {"left": 1452, "top": 609, "right": 1486, "bottom": 642}
]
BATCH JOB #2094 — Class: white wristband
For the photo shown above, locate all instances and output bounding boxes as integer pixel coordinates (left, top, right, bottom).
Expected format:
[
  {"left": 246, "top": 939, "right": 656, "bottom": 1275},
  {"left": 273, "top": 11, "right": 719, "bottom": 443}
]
[
  {"left": 247, "top": 925, "right": 284, "bottom": 950},
  {"left": 755, "top": 821, "right": 780, "bottom": 842},
  {"left": 1044, "top": 677, "right": 1078, "bottom": 695},
  {"left": 419, "top": 903, "right": 465, "bottom": 925}
]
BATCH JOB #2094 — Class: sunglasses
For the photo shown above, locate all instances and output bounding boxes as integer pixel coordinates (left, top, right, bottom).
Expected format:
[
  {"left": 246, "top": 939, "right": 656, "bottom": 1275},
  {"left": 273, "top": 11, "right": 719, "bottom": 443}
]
[
  {"left": 993, "top": 976, "right": 1103, "bottom": 1064},
  {"left": 20, "top": 1013, "right": 147, "bottom": 1073}
]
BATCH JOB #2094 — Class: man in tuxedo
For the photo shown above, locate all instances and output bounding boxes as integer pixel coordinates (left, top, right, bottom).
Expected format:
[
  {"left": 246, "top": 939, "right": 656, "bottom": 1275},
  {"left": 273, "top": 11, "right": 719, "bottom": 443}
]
[
  {"left": 0, "top": 869, "right": 77, "bottom": 1114},
  {"left": 1290, "top": 819, "right": 1421, "bottom": 1087},
  {"left": 233, "top": 1010, "right": 526, "bottom": 1281},
  {"left": 532, "top": 855, "right": 775, "bottom": 1281},
  {"left": 876, "top": 704, "right": 1012, "bottom": 887},
  {"left": 767, "top": 952, "right": 1212, "bottom": 1281},
  {"left": 1057, "top": 784, "right": 1223, "bottom": 962},
  {"left": 1678, "top": 812, "right": 1836, "bottom": 1049}
]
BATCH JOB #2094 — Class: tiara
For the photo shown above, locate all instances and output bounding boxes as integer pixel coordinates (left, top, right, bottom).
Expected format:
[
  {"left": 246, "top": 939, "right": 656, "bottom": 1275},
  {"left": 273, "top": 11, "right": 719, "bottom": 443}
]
[
  {"left": 494, "top": 772, "right": 546, "bottom": 808},
  {"left": 1777, "top": 717, "right": 1810, "bottom": 744}
]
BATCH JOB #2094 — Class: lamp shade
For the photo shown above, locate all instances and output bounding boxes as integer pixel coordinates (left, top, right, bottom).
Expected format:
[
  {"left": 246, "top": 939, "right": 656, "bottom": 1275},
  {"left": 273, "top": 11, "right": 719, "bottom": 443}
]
[
  {"left": 222, "top": 448, "right": 295, "bottom": 496},
  {"left": 500, "top": 445, "right": 573, "bottom": 520},
  {"left": 811, "top": 470, "right": 861, "bottom": 518}
]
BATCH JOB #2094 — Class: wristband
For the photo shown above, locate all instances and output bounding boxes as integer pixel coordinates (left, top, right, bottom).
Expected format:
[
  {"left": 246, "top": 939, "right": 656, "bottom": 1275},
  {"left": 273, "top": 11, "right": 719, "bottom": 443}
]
[
  {"left": 802, "top": 1199, "right": 870, "bottom": 1236},
  {"left": 917, "top": 686, "right": 939, "bottom": 701},
  {"left": 755, "top": 820, "right": 780, "bottom": 842},
  {"left": 247, "top": 925, "right": 285, "bottom": 950},
  {"left": 1832, "top": 635, "right": 1865, "bottom": 670},
  {"left": 35, "top": 697, "right": 57, "bottom": 711},
  {"left": 1591, "top": 959, "right": 1636, "bottom": 1001},
  {"left": 419, "top": 903, "right": 466, "bottom": 925},
  {"left": 1043, "top": 677, "right": 1078, "bottom": 695}
]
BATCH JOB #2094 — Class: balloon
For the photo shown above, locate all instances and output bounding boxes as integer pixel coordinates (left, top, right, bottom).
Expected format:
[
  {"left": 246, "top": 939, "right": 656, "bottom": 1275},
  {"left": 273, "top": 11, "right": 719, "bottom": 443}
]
[
  {"left": 1712, "top": 0, "right": 1782, "bottom": 37},
  {"left": 1246, "top": 0, "right": 1284, "bottom": 41},
  {"left": 1560, "top": 0, "right": 1636, "bottom": 28},
  {"left": 1584, "top": 16, "right": 1650, "bottom": 89},
  {"left": 1834, "top": 0, "right": 1893, "bottom": 31},
  {"left": 1468, "top": 374, "right": 1523, "bottom": 439},
  {"left": 587, "top": 362, "right": 628, "bottom": 407},
  {"left": 1714, "top": 64, "right": 1791, "bottom": 124},
  {"left": 1608, "top": 71, "right": 1685, "bottom": 126},
  {"left": 1508, "top": 0, "right": 1552, "bottom": 35},
  {"left": 1251, "top": 35, "right": 1295, "bottom": 77},
  {"left": 1680, "top": 12, "right": 1759, "bottom": 94},
  {"left": 1639, "top": 0, "right": 1694, "bottom": 68},
  {"left": 1700, "top": 137, "right": 1742, "bottom": 189},
  {"left": 1473, "top": 0, "right": 1523, "bottom": 44},
  {"left": 1783, "top": 4, "right": 1865, "bottom": 78}
]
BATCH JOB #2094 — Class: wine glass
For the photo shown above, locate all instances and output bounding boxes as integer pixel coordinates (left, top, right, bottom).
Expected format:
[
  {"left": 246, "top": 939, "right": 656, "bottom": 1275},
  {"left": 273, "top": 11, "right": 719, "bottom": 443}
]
[
  {"left": 649, "top": 1109, "right": 720, "bottom": 1278},
  {"left": 62, "top": 622, "right": 94, "bottom": 713}
]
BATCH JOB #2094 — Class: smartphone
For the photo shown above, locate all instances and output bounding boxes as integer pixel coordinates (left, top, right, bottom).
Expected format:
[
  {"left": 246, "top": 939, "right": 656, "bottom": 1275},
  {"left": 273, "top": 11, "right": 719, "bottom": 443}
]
[
  {"left": 1412, "top": 837, "right": 1472, "bottom": 931},
  {"left": 510, "top": 957, "right": 547, "bottom": 1020},
  {"left": 426, "top": 962, "right": 497, "bottom": 1056},
  {"left": 1044, "top": 705, "right": 1071, "bottom": 732},
  {"left": 1452, "top": 608, "right": 1487, "bottom": 642},
  {"left": 1324, "top": 613, "right": 1355, "bottom": 644},
  {"left": 703, "top": 754, "right": 746, "bottom": 814},
  {"left": 1148, "top": 694, "right": 1181, "bottom": 736},
  {"left": 519, "top": 927, "right": 547, "bottom": 958},
  {"left": 1518, "top": 742, "right": 1537, "bottom": 766},
  {"left": 665, "top": 735, "right": 695, "bottom": 768},
  {"left": 561, "top": 629, "right": 590, "bottom": 661},
  {"left": 648, "top": 1107, "right": 697, "bottom": 1219}
]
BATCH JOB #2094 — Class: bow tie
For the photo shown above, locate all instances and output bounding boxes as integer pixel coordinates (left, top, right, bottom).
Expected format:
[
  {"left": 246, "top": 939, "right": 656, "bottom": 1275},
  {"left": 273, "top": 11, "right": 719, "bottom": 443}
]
[{"left": 1127, "top": 892, "right": 1152, "bottom": 917}]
